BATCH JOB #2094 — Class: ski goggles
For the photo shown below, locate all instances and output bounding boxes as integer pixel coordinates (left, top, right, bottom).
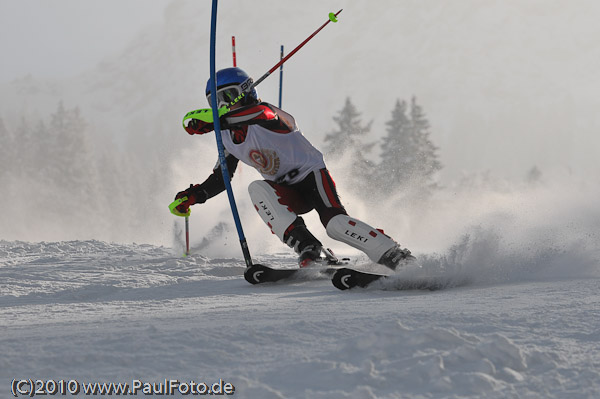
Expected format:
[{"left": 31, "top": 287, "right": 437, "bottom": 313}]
[
  {"left": 206, "top": 77, "right": 254, "bottom": 109},
  {"left": 206, "top": 86, "right": 241, "bottom": 109}
]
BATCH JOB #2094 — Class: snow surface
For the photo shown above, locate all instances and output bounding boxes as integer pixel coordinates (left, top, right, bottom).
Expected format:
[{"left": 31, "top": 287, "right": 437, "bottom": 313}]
[
  {"left": 1, "top": 239, "right": 599, "bottom": 398},
  {"left": 2, "top": 1, "right": 600, "bottom": 397}
]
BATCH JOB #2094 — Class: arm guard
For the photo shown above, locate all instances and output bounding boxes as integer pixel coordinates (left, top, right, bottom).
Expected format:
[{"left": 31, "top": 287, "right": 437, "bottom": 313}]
[
  {"left": 196, "top": 153, "right": 240, "bottom": 200},
  {"left": 222, "top": 103, "right": 294, "bottom": 133}
]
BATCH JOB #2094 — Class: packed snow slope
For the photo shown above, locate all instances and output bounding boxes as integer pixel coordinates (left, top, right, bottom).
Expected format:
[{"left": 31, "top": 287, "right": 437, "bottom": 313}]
[{"left": 1, "top": 236, "right": 599, "bottom": 398}]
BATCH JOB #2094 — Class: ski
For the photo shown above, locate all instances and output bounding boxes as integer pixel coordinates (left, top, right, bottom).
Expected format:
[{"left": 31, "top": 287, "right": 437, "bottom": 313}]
[
  {"left": 331, "top": 268, "right": 386, "bottom": 290},
  {"left": 244, "top": 263, "right": 339, "bottom": 284},
  {"left": 331, "top": 268, "right": 454, "bottom": 291},
  {"left": 244, "top": 248, "right": 349, "bottom": 285}
]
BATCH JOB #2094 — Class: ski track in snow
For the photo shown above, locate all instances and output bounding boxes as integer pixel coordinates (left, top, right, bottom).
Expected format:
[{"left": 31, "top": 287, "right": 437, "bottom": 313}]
[{"left": 1, "top": 240, "right": 599, "bottom": 399}]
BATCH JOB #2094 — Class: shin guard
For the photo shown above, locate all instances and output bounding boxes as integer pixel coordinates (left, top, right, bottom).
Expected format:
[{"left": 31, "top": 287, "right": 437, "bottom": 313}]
[
  {"left": 248, "top": 180, "right": 297, "bottom": 241},
  {"left": 326, "top": 214, "right": 397, "bottom": 263}
]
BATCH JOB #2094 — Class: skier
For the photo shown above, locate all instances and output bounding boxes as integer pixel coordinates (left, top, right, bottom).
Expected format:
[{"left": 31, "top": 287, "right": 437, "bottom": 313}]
[{"left": 174, "top": 67, "right": 411, "bottom": 268}]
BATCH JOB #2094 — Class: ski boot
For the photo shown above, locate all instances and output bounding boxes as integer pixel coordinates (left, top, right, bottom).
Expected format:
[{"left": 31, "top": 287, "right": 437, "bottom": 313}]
[
  {"left": 282, "top": 218, "right": 324, "bottom": 268},
  {"left": 298, "top": 244, "right": 323, "bottom": 268},
  {"left": 378, "top": 245, "right": 414, "bottom": 270}
]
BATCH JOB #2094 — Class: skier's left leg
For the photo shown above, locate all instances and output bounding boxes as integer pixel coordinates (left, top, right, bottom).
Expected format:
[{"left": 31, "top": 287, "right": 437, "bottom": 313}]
[
  {"left": 305, "top": 169, "right": 412, "bottom": 270},
  {"left": 325, "top": 215, "right": 412, "bottom": 269}
]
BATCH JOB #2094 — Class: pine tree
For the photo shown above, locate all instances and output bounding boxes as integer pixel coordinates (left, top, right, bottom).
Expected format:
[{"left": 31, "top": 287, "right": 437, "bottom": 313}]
[
  {"left": 377, "top": 99, "right": 411, "bottom": 194},
  {"left": 323, "top": 97, "right": 376, "bottom": 195},
  {"left": 408, "top": 96, "right": 442, "bottom": 189},
  {"left": 0, "top": 118, "right": 11, "bottom": 180},
  {"left": 526, "top": 165, "right": 543, "bottom": 185},
  {"left": 323, "top": 98, "right": 372, "bottom": 154},
  {"left": 43, "top": 102, "right": 100, "bottom": 222},
  {"left": 11, "top": 117, "right": 37, "bottom": 177},
  {"left": 378, "top": 97, "right": 441, "bottom": 197}
]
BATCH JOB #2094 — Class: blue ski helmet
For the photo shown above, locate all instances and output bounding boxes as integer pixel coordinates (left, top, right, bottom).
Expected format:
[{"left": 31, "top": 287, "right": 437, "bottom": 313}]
[{"left": 205, "top": 67, "right": 258, "bottom": 108}]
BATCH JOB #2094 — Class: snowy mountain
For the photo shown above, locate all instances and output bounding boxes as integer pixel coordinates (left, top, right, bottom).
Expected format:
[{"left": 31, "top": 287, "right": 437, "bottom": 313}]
[{"left": 1, "top": 239, "right": 599, "bottom": 398}]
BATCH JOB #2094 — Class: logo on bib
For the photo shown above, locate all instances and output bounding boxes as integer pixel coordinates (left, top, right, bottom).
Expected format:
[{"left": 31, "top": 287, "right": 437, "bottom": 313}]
[{"left": 249, "top": 149, "right": 280, "bottom": 176}]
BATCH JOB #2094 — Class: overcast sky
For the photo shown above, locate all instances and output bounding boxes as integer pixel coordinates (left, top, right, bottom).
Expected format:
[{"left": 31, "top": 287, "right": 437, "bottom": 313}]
[
  {"left": 2, "top": 0, "right": 599, "bottom": 182},
  {"left": 0, "top": 0, "right": 165, "bottom": 80},
  {"left": 2, "top": 0, "right": 599, "bottom": 246}
]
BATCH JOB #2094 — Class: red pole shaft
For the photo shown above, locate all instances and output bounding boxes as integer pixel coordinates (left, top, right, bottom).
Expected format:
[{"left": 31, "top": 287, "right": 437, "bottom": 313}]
[
  {"left": 251, "top": 9, "right": 342, "bottom": 89},
  {"left": 232, "top": 36, "right": 237, "bottom": 67}
]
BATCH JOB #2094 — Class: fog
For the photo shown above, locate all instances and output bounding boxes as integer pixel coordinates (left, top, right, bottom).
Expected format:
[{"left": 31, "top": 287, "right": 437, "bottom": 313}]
[
  {"left": 1, "top": 0, "right": 599, "bottom": 260},
  {"left": 0, "top": 0, "right": 165, "bottom": 79}
]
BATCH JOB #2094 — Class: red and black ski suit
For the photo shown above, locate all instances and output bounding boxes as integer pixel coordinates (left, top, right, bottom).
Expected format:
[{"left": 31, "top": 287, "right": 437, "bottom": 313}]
[{"left": 177, "top": 102, "right": 347, "bottom": 231}]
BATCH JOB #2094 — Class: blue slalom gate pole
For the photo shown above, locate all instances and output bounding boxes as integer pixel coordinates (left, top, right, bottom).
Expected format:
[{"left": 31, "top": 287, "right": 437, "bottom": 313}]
[
  {"left": 278, "top": 45, "right": 284, "bottom": 108},
  {"left": 209, "top": 0, "right": 253, "bottom": 268}
]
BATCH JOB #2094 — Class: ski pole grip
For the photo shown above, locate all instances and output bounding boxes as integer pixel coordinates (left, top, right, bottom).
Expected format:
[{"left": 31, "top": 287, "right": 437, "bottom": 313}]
[
  {"left": 182, "top": 106, "right": 230, "bottom": 129},
  {"left": 169, "top": 196, "right": 191, "bottom": 217}
]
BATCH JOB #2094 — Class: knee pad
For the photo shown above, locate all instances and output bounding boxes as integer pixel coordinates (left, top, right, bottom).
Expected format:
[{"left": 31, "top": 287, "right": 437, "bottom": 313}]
[
  {"left": 326, "top": 214, "right": 397, "bottom": 263},
  {"left": 248, "top": 180, "right": 297, "bottom": 241}
]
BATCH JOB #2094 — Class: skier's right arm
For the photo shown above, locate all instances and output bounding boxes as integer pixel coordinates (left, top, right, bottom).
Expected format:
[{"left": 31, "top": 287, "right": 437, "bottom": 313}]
[
  {"left": 185, "top": 118, "right": 214, "bottom": 135},
  {"left": 174, "top": 154, "right": 239, "bottom": 213},
  {"left": 184, "top": 103, "right": 294, "bottom": 135}
]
